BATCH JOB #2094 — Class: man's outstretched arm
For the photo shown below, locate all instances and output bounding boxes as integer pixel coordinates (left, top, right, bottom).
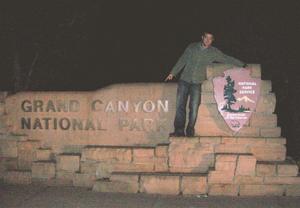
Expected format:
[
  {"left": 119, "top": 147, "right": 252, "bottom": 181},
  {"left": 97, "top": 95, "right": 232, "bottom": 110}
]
[{"left": 213, "top": 48, "right": 245, "bottom": 67}]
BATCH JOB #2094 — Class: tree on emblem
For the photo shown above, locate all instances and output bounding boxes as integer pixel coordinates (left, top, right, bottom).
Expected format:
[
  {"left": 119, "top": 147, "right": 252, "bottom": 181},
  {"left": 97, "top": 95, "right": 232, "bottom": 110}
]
[{"left": 222, "top": 76, "right": 237, "bottom": 112}]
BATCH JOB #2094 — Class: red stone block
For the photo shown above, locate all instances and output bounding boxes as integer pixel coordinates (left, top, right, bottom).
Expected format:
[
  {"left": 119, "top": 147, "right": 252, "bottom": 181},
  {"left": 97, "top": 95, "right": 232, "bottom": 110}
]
[
  {"left": 208, "top": 184, "right": 239, "bottom": 196},
  {"left": 17, "top": 140, "right": 40, "bottom": 170},
  {"left": 154, "top": 157, "right": 168, "bottom": 172},
  {"left": 4, "top": 170, "right": 32, "bottom": 185},
  {"left": 32, "top": 161, "right": 56, "bottom": 179},
  {"left": 215, "top": 144, "right": 250, "bottom": 154},
  {"left": 208, "top": 171, "right": 234, "bottom": 184},
  {"left": 239, "top": 184, "right": 284, "bottom": 196},
  {"left": 73, "top": 173, "right": 96, "bottom": 188},
  {"left": 133, "top": 148, "right": 154, "bottom": 163},
  {"left": 56, "top": 154, "right": 80, "bottom": 173},
  {"left": 198, "top": 104, "right": 219, "bottom": 117},
  {"left": 260, "top": 80, "right": 272, "bottom": 95},
  {"left": 181, "top": 176, "right": 208, "bottom": 195},
  {"left": 216, "top": 154, "right": 237, "bottom": 162},
  {"left": 234, "top": 175, "right": 264, "bottom": 184},
  {"left": 155, "top": 145, "right": 168, "bottom": 158},
  {"left": 260, "top": 127, "right": 281, "bottom": 137},
  {"left": 110, "top": 174, "right": 139, "bottom": 193},
  {"left": 277, "top": 164, "right": 299, "bottom": 176},
  {"left": 266, "top": 138, "right": 286, "bottom": 145},
  {"left": 199, "top": 137, "right": 221, "bottom": 144},
  {"left": 255, "top": 93, "right": 276, "bottom": 114},
  {"left": 201, "top": 92, "right": 216, "bottom": 104},
  {"left": 250, "top": 113, "right": 277, "bottom": 128},
  {"left": 264, "top": 176, "right": 300, "bottom": 185},
  {"left": 285, "top": 185, "right": 300, "bottom": 196},
  {"left": 236, "top": 155, "right": 256, "bottom": 176},
  {"left": 113, "top": 162, "right": 154, "bottom": 172},
  {"left": 256, "top": 163, "right": 276, "bottom": 176},
  {"left": 81, "top": 147, "right": 132, "bottom": 163},
  {"left": 236, "top": 137, "right": 266, "bottom": 145},
  {"left": 250, "top": 144, "right": 286, "bottom": 161},
  {"left": 140, "top": 175, "right": 180, "bottom": 195}
]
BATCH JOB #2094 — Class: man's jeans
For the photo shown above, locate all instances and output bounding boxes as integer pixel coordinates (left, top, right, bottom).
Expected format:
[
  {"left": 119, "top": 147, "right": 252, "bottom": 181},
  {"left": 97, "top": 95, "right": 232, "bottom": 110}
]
[{"left": 174, "top": 80, "right": 201, "bottom": 135}]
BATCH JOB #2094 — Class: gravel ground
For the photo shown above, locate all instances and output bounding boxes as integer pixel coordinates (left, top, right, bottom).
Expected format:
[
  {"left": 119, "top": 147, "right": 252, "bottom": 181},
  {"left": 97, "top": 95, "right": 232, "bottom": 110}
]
[{"left": 1, "top": 183, "right": 300, "bottom": 208}]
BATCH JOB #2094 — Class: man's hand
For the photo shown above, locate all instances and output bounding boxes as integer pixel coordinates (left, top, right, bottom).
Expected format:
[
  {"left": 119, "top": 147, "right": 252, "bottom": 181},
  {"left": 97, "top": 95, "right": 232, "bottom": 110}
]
[{"left": 164, "top": 74, "right": 174, "bottom": 82}]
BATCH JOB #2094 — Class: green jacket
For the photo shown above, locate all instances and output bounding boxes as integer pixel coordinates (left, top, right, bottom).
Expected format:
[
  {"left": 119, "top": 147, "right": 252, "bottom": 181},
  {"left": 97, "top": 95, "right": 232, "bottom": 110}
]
[{"left": 170, "top": 42, "right": 245, "bottom": 84}]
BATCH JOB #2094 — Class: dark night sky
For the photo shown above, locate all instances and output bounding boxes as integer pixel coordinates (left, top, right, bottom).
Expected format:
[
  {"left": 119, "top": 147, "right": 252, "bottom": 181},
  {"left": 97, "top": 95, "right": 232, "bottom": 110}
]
[{"left": 1, "top": 1, "right": 300, "bottom": 156}]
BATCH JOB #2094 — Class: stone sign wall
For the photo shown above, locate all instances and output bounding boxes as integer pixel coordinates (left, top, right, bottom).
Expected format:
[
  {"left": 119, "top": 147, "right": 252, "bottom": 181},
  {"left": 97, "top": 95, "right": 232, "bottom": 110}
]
[{"left": 5, "top": 83, "right": 176, "bottom": 153}]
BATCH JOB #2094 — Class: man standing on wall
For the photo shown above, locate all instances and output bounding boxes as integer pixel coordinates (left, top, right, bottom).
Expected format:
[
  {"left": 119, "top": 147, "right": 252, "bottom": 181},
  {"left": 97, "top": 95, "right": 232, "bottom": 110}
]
[{"left": 165, "top": 32, "right": 245, "bottom": 137}]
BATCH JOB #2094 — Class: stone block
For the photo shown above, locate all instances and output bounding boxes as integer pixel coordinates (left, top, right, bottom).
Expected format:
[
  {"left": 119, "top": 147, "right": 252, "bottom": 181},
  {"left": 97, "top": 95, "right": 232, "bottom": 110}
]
[
  {"left": 266, "top": 138, "right": 286, "bottom": 145},
  {"left": 73, "top": 173, "right": 96, "bottom": 188},
  {"left": 201, "top": 93, "right": 216, "bottom": 104},
  {"left": 92, "top": 180, "right": 138, "bottom": 193},
  {"left": 140, "top": 175, "right": 180, "bottom": 195},
  {"left": 215, "top": 144, "right": 250, "bottom": 154},
  {"left": 236, "top": 137, "right": 266, "bottom": 145},
  {"left": 154, "top": 157, "right": 169, "bottom": 172},
  {"left": 286, "top": 185, "right": 300, "bottom": 196},
  {"left": 4, "top": 170, "right": 31, "bottom": 184},
  {"left": 199, "top": 137, "right": 221, "bottom": 144},
  {"left": 181, "top": 176, "right": 207, "bottom": 195},
  {"left": 155, "top": 145, "right": 168, "bottom": 158},
  {"left": 201, "top": 80, "right": 214, "bottom": 92},
  {"left": 0, "top": 139, "right": 18, "bottom": 158},
  {"left": 81, "top": 147, "right": 132, "bottom": 163},
  {"left": 1, "top": 157, "right": 18, "bottom": 171},
  {"left": 239, "top": 184, "right": 284, "bottom": 196},
  {"left": 110, "top": 174, "right": 139, "bottom": 193},
  {"left": 133, "top": 148, "right": 154, "bottom": 163},
  {"left": 264, "top": 176, "right": 300, "bottom": 184},
  {"left": 234, "top": 175, "right": 264, "bottom": 184},
  {"left": 256, "top": 163, "right": 276, "bottom": 176},
  {"left": 32, "top": 161, "right": 55, "bottom": 179},
  {"left": 236, "top": 155, "right": 256, "bottom": 176},
  {"left": 245, "top": 64, "right": 261, "bottom": 78},
  {"left": 277, "top": 164, "right": 299, "bottom": 176},
  {"left": 113, "top": 162, "right": 154, "bottom": 173},
  {"left": 169, "top": 138, "right": 214, "bottom": 173},
  {"left": 56, "top": 171, "right": 74, "bottom": 185},
  {"left": 208, "top": 184, "right": 239, "bottom": 196},
  {"left": 250, "top": 113, "right": 277, "bottom": 128},
  {"left": 198, "top": 104, "right": 219, "bottom": 117},
  {"left": 80, "top": 161, "right": 98, "bottom": 175},
  {"left": 208, "top": 171, "right": 234, "bottom": 184},
  {"left": 215, "top": 155, "right": 237, "bottom": 172},
  {"left": 35, "top": 148, "right": 52, "bottom": 161},
  {"left": 260, "top": 80, "right": 272, "bottom": 94},
  {"left": 17, "top": 140, "right": 40, "bottom": 170},
  {"left": 255, "top": 93, "right": 276, "bottom": 114},
  {"left": 56, "top": 154, "right": 80, "bottom": 172},
  {"left": 260, "top": 127, "right": 281, "bottom": 137},
  {"left": 250, "top": 144, "right": 286, "bottom": 161}
]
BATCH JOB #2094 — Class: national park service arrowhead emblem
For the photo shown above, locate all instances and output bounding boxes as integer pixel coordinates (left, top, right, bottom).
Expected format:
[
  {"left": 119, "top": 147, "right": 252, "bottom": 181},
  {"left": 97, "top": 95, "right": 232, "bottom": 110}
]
[{"left": 213, "top": 68, "right": 261, "bottom": 132}]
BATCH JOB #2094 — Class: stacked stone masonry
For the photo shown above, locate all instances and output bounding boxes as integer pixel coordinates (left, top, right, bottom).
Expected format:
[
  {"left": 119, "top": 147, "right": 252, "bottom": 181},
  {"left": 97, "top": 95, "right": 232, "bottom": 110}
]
[{"left": 0, "top": 65, "right": 300, "bottom": 196}]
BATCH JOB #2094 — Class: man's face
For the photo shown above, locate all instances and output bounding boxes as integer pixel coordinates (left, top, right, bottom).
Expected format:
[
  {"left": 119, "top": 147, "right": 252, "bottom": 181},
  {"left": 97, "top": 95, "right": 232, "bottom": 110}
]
[{"left": 202, "top": 33, "right": 214, "bottom": 48}]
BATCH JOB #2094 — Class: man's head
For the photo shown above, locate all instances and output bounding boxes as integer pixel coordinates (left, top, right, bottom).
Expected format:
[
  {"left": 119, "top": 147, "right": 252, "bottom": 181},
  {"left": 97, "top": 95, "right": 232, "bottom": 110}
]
[{"left": 201, "top": 32, "right": 214, "bottom": 48}]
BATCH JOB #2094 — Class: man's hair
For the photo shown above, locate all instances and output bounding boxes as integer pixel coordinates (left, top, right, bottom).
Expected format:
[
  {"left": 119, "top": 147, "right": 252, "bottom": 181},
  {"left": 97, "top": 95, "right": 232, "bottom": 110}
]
[{"left": 203, "top": 32, "right": 215, "bottom": 40}]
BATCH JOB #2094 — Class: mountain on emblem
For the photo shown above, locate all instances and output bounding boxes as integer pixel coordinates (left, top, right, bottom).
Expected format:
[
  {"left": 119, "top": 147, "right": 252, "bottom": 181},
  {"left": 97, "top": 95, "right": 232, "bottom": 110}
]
[{"left": 213, "top": 68, "right": 261, "bottom": 132}]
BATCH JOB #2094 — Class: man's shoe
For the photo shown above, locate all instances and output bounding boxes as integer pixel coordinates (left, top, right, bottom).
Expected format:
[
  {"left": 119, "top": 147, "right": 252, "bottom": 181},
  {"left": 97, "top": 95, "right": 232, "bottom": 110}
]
[
  {"left": 186, "top": 132, "right": 195, "bottom": 137},
  {"left": 169, "top": 132, "right": 185, "bottom": 137}
]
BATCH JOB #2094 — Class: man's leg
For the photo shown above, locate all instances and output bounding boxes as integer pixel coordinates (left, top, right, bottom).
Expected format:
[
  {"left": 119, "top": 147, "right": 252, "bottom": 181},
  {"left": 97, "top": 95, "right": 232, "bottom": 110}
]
[
  {"left": 171, "top": 80, "right": 189, "bottom": 136},
  {"left": 186, "top": 83, "right": 201, "bottom": 137}
]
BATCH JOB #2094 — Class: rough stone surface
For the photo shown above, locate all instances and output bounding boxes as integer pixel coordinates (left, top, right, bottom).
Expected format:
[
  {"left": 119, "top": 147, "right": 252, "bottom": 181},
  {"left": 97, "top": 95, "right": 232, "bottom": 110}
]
[
  {"left": 81, "top": 147, "right": 132, "bottom": 163},
  {"left": 93, "top": 180, "right": 138, "bottom": 193},
  {"left": 235, "top": 155, "right": 257, "bottom": 176},
  {"left": 208, "top": 184, "right": 239, "bottom": 196},
  {"left": 169, "top": 138, "right": 214, "bottom": 173},
  {"left": 31, "top": 161, "right": 56, "bottom": 179},
  {"left": 0, "top": 139, "right": 18, "bottom": 158},
  {"left": 56, "top": 154, "right": 80, "bottom": 172},
  {"left": 17, "top": 140, "right": 40, "bottom": 170},
  {"left": 140, "top": 175, "right": 180, "bottom": 195},
  {"left": 73, "top": 173, "right": 96, "bottom": 188},
  {"left": 277, "top": 164, "right": 299, "bottom": 176},
  {"left": 256, "top": 163, "right": 276, "bottom": 176},
  {"left": 239, "top": 184, "right": 284, "bottom": 196},
  {"left": 181, "top": 176, "right": 207, "bottom": 195},
  {"left": 4, "top": 170, "right": 31, "bottom": 184}
]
